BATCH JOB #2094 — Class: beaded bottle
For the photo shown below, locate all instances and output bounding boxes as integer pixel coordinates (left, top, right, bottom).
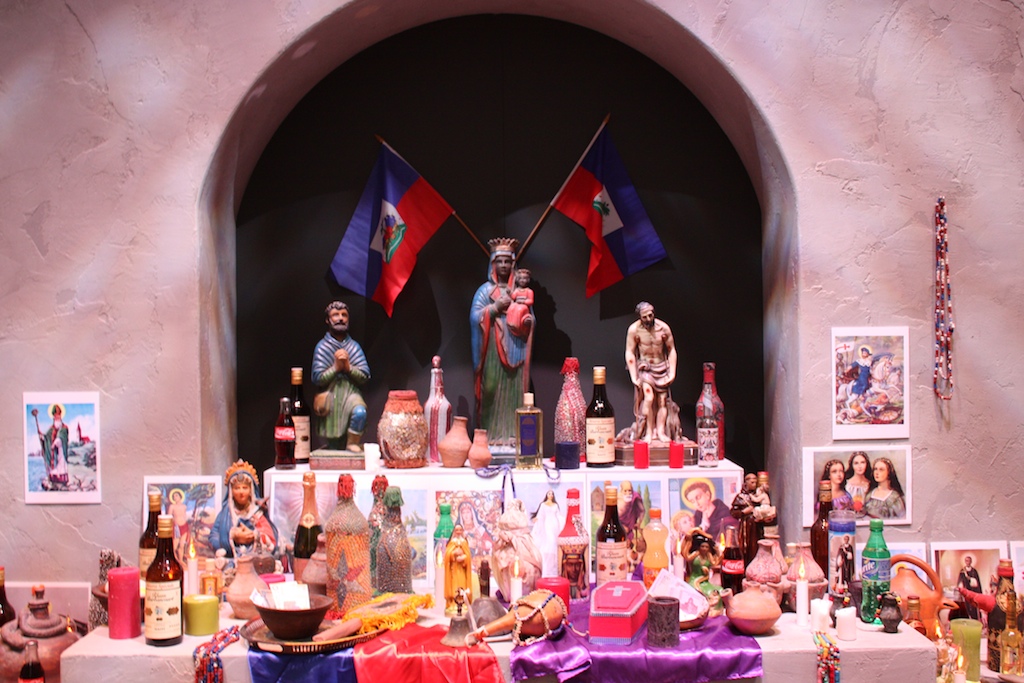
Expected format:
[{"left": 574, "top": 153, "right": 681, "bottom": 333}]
[
  {"left": 325, "top": 474, "right": 371, "bottom": 614},
  {"left": 376, "top": 486, "right": 413, "bottom": 593}
]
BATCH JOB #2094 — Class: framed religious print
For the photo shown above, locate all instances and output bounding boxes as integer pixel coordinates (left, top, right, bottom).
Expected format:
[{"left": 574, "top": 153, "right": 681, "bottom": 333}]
[
  {"left": 931, "top": 540, "right": 1007, "bottom": 619},
  {"left": 24, "top": 391, "right": 101, "bottom": 504},
  {"left": 1009, "top": 541, "right": 1024, "bottom": 597},
  {"left": 802, "top": 445, "right": 912, "bottom": 526},
  {"left": 667, "top": 474, "right": 742, "bottom": 547},
  {"left": 142, "top": 475, "right": 221, "bottom": 559},
  {"left": 832, "top": 326, "right": 909, "bottom": 440}
]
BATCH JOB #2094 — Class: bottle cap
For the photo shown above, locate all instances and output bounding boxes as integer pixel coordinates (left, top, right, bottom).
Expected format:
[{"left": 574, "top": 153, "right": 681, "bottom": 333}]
[
  {"left": 998, "top": 559, "right": 1014, "bottom": 576},
  {"left": 604, "top": 485, "right": 617, "bottom": 502},
  {"left": 205, "top": 558, "right": 216, "bottom": 571},
  {"left": 302, "top": 471, "right": 317, "bottom": 484},
  {"left": 649, "top": 508, "right": 662, "bottom": 519},
  {"left": 593, "top": 366, "right": 607, "bottom": 383},
  {"left": 869, "top": 518, "right": 884, "bottom": 531},
  {"left": 148, "top": 490, "right": 162, "bottom": 510},
  {"left": 157, "top": 515, "right": 174, "bottom": 537},
  {"left": 291, "top": 367, "right": 303, "bottom": 383},
  {"left": 524, "top": 393, "right": 534, "bottom": 406}
]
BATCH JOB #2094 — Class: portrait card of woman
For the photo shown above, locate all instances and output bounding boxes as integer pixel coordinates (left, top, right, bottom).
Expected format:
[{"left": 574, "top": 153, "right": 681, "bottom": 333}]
[
  {"left": 802, "top": 445, "right": 912, "bottom": 526},
  {"left": 831, "top": 326, "right": 910, "bottom": 440}
]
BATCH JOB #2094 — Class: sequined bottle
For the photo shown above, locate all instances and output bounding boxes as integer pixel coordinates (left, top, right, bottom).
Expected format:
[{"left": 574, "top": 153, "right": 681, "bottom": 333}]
[
  {"left": 325, "top": 474, "right": 371, "bottom": 614},
  {"left": 554, "top": 357, "right": 587, "bottom": 450},
  {"left": 375, "top": 486, "right": 413, "bottom": 593},
  {"left": 367, "top": 474, "right": 389, "bottom": 593}
]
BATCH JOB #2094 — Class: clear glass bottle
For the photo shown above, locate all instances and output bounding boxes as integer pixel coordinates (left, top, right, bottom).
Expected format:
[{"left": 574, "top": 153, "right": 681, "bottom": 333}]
[
  {"left": 904, "top": 595, "right": 927, "bottom": 636},
  {"left": 695, "top": 362, "right": 725, "bottom": 460},
  {"left": 596, "top": 486, "right": 627, "bottom": 586},
  {"left": 274, "top": 397, "right": 296, "bottom": 469},
  {"left": 145, "top": 515, "right": 183, "bottom": 646},
  {"left": 290, "top": 367, "right": 311, "bottom": 464},
  {"left": 17, "top": 640, "right": 44, "bottom": 683},
  {"left": 641, "top": 508, "right": 669, "bottom": 589},
  {"left": 139, "top": 490, "right": 162, "bottom": 579},
  {"left": 516, "top": 392, "right": 543, "bottom": 469},
  {"left": 557, "top": 489, "right": 590, "bottom": 600},
  {"left": 810, "top": 480, "right": 832, "bottom": 575},
  {"left": 293, "top": 471, "right": 323, "bottom": 580},
  {"left": 1002, "top": 584, "right": 1022, "bottom": 675},
  {"left": 423, "top": 355, "right": 452, "bottom": 465},
  {"left": 860, "top": 518, "right": 890, "bottom": 623},
  {"left": 585, "top": 367, "right": 615, "bottom": 467},
  {"left": 0, "top": 566, "right": 14, "bottom": 627}
]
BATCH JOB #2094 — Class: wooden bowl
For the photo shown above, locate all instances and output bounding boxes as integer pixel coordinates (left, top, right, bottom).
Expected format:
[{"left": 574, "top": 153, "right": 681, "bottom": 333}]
[{"left": 253, "top": 594, "right": 333, "bottom": 641}]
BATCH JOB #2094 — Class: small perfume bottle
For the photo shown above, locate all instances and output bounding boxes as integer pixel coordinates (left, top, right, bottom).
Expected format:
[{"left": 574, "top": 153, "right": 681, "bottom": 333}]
[{"left": 515, "top": 393, "right": 543, "bottom": 469}]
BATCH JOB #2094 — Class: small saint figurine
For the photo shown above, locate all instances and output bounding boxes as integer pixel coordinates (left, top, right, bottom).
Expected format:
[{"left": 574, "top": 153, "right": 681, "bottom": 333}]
[
  {"left": 506, "top": 268, "right": 535, "bottom": 339},
  {"left": 491, "top": 499, "right": 543, "bottom": 600},
  {"left": 624, "top": 301, "right": 683, "bottom": 443},
  {"left": 444, "top": 524, "right": 473, "bottom": 614},
  {"left": 311, "top": 300, "right": 369, "bottom": 452},
  {"left": 210, "top": 460, "right": 279, "bottom": 560}
]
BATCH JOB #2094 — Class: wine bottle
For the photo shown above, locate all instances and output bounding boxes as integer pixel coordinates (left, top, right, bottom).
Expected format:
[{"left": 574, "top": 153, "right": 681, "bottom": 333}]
[
  {"left": 0, "top": 566, "right": 15, "bottom": 627},
  {"left": 585, "top": 367, "right": 615, "bottom": 467},
  {"left": 274, "top": 397, "right": 296, "bottom": 470},
  {"left": 695, "top": 362, "right": 725, "bottom": 460},
  {"left": 293, "top": 471, "right": 323, "bottom": 580},
  {"left": 596, "top": 486, "right": 627, "bottom": 586},
  {"left": 17, "top": 640, "right": 44, "bottom": 683},
  {"left": 810, "top": 480, "right": 832, "bottom": 575},
  {"left": 515, "top": 392, "right": 543, "bottom": 469},
  {"left": 720, "top": 523, "right": 745, "bottom": 595},
  {"left": 859, "top": 518, "right": 890, "bottom": 623},
  {"left": 139, "top": 490, "right": 162, "bottom": 580},
  {"left": 290, "top": 367, "right": 311, "bottom": 464},
  {"left": 145, "top": 515, "right": 183, "bottom": 646}
]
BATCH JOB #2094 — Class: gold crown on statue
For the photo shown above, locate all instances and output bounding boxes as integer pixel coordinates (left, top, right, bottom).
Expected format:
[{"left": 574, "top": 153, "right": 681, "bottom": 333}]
[
  {"left": 224, "top": 459, "right": 259, "bottom": 486},
  {"left": 488, "top": 237, "right": 519, "bottom": 256}
]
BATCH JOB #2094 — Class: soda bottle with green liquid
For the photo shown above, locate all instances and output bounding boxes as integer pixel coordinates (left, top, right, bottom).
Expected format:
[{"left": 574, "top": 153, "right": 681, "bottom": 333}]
[{"left": 860, "top": 518, "right": 890, "bottom": 622}]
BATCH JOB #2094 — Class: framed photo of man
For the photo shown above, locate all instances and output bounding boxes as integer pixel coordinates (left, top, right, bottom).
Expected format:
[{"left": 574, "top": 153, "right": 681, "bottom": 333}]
[
  {"left": 802, "top": 445, "right": 912, "bottom": 526},
  {"left": 931, "top": 541, "right": 1007, "bottom": 621},
  {"left": 832, "top": 326, "right": 909, "bottom": 440}
]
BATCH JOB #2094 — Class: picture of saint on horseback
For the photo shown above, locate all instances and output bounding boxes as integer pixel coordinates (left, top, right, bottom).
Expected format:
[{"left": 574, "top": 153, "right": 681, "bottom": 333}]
[{"left": 831, "top": 327, "right": 909, "bottom": 440}]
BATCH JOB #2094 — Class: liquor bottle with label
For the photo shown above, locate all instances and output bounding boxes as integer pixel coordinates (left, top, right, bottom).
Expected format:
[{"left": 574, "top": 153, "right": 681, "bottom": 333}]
[
  {"left": 17, "top": 640, "right": 44, "bottom": 683},
  {"left": 516, "top": 392, "right": 543, "bottom": 469},
  {"left": 903, "top": 595, "right": 927, "bottom": 636},
  {"left": 290, "top": 367, "right": 311, "bottom": 464},
  {"left": 720, "top": 523, "right": 745, "bottom": 595},
  {"left": 696, "top": 414, "right": 719, "bottom": 467},
  {"left": 586, "top": 367, "right": 615, "bottom": 467},
  {"left": 859, "top": 518, "right": 890, "bottom": 623},
  {"left": 557, "top": 488, "right": 590, "bottom": 600},
  {"left": 274, "top": 397, "right": 296, "bottom": 470},
  {"left": 0, "top": 566, "right": 14, "bottom": 627},
  {"left": 989, "top": 558, "right": 1018, "bottom": 671},
  {"left": 641, "top": 508, "right": 669, "bottom": 589},
  {"left": 810, "top": 480, "right": 832, "bottom": 574},
  {"left": 596, "top": 486, "right": 627, "bottom": 586},
  {"left": 695, "top": 362, "right": 725, "bottom": 460},
  {"left": 1002, "top": 582, "right": 1022, "bottom": 676},
  {"left": 139, "top": 490, "right": 162, "bottom": 580},
  {"left": 145, "top": 515, "right": 183, "bottom": 646},
  {"left": 293, "top": 471, "right": 323, "bottom": 580}
]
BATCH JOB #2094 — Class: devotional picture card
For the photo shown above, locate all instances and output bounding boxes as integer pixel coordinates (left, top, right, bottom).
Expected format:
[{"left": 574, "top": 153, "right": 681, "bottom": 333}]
[
  {"left": 588, "top": 476, "right": 665, "bottom": 577},
  {"left": 802, "top": 444, "right": 912, "bottom": 527},
  {"left": 434, "top": 487, "right": 504, "bottom": 574},
  {"left": 24, "top": 391, "right": 101, "bottom": 504},
  {"left": 1010, "top": 542, "right": 1024, "bottom": 597},
  {"left": 667, "top": 474, "right": 741, "bottom": 549},
  {"left": 832, "top": 326, "right": 909, "bottom": 440},
  {"left": 141, "top": 475, "right": 221, "bottom": 559},
  {"left": 930, "top": 541, "right": 1007, "bottom": 610}
]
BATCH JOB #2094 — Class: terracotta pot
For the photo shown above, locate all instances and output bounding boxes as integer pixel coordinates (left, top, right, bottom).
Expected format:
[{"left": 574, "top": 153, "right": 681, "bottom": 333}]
[
  {"left": 300, "top": 533, "right": 329, "bottom": 596},
  {"left": 0, "top": 585, "right": 80, "bottom": 683},
  {"left": 377, "top": 390, "right": 428, "bottom": 468},
  {"left": 723, "top": 585, "right": 782, "bottom": 636},
  {"left": 889, "top": 553, "right": 958, "bottom": 639},
  {"left": 743, "top": 539, "right": 786, "bottom": 604},
  {"left": 468, "top": 429, "right": 492, "bottom": 469},
  {"left": 438, "top": 416, "right": 471, "bottom": 467},
  {"left": 786, "top": 542, "right": 828, "bottom": 606},
  {"left": 226, "top": 555, "right": 269, "bottom": 620}
]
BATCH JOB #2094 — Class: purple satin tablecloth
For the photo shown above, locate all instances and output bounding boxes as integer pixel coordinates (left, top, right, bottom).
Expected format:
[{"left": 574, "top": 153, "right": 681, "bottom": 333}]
[{"left": 509, "top": 603, "right": 763, "bottom": 683}]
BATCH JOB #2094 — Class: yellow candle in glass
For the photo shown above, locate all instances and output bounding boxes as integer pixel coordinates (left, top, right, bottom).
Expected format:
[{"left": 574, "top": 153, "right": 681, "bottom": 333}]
[
  {"left": 950, "top": 618, "right": 982, "bottom": 682},
  {"left": 184, "top": 594, "right": 220, "bottom": 636}
]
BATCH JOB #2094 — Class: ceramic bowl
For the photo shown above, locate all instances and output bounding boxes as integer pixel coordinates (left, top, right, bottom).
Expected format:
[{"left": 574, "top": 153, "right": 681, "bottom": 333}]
[{"left": 254, "top": 594, "right": 333, "bottom": 641}]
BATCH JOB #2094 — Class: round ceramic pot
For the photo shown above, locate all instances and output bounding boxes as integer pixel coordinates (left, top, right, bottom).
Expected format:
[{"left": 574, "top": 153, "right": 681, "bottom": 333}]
[{"left": 438, "top": 416, "right": 471, "bottom": 467}]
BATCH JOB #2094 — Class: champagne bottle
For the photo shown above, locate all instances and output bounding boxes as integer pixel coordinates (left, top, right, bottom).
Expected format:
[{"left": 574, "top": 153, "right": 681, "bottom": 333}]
[
  {"left": 293, "top": 471, "right": 323, "bottom": 580},
  {"left": 515, "top": 392, "right": 543, "bottom": 469},
  {"left": 596, "top": 486, "right": 627, "bottom": 586},
  {"left": 139, "top": 490, "right": 162, "bottom": 580},
  {"left": 720, "top": 523, "right": 745, "bottom": 595},
  {"left": 290, "top": 367, "right": 311, "bottom": 464},
  {"left": 810, "top": 480, "right": 832, "bottom": 575},
  {"left": 17, "top": 640, "right": 44, "bottom": 683},
  {"left": 0, "top": 566, "right": 15, "bottom": 627},
  {"left": 695, "top": 362, "right": 725, "bottom": 460},
  {"left": 585, "top": 367, "right": 615, "bottom": 467},
  {"left": 145, "top": 515, "right": 183, "bottom": 646},
  {"left": 274, "top": 397, "right": 296, "bottom": 470},
  {"left": 859, "top": 518, "right": 890, "bottom": 623}
]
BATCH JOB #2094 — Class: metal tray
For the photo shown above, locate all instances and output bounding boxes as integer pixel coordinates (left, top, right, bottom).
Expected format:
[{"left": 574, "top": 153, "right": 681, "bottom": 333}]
[{"left": 240, "top": 618, "right": 383, "bottom": 655}]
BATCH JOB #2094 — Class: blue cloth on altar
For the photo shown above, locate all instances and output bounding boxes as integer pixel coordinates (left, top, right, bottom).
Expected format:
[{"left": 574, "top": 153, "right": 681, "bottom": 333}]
[
  {"left": 510, "top": 602, "right": 763, "bottom": 683},
  {"left": 248, "top": 648, "right": 357, "bottom": 683}
]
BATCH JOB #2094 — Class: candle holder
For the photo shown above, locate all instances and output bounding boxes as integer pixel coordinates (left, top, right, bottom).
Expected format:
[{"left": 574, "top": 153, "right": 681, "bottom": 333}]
[{"left": 647, "top": 596, "right": 680, "bottom": 648}]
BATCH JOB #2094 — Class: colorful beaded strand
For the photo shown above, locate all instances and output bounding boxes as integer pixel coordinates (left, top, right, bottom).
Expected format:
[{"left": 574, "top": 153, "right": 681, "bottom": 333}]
[
  {"left": 193, "top": 625, "right": 241, "bottom": 683},
  {"left": 934, "top": 196, "right": 954, "bottom": 400}
]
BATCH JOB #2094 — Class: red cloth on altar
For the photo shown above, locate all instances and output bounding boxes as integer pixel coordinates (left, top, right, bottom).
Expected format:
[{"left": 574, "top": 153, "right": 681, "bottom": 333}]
[{"left": 354, "top": 623, "right": 503, "bottom": 683}]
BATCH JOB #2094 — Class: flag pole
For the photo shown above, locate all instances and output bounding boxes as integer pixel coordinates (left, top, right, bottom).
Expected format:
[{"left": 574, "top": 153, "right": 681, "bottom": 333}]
[
  {"left": 374, "top": 134, "right": 488, "bottom": 256},
  {"left": 518, "top": 113, "right": 611, "bottom": 262}
]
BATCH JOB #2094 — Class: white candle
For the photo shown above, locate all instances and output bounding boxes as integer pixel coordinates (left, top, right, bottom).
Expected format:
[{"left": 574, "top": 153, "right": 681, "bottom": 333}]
[
  {"left": 673, "top": 539, "right": 686, "bottom": 579},
  {"left": 187, "top": 556, "right": 199, "bottom": 597},
  {"left": 953, "top": 671, "right": 966, "bottom": 683},
  {"left": 810, "top": 598, "right": 831, "bottom": 632},
  {"left": 434, "top": 545, "right": 445, "bottom": 609},
  {"left": 510, "top": 556, "right": 523, "bottom": 603},
  {"left": 836, "top": 606, "right": 857, "bottom": 641},
  {"left": 796, "top": 579, "right": 809, "bottom": 627}
]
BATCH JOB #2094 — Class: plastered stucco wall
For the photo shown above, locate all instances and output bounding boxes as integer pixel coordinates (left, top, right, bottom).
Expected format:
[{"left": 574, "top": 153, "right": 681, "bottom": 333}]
[{"left": 1, "top": 0, "right": 1021, "bottom": 583}]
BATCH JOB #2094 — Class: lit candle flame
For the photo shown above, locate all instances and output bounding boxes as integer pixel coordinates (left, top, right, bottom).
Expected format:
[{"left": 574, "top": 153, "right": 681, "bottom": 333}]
[
  {"left": 935, "top": 622, "right": 943, "bottom": 640},
  {"left": 513, "top": 557, "right": 520, "bottom": 578},
  {"left": 798, "top": 558, "right": 806, "bottom": 580},
  {"left": 188, "top": 537, "right": 197, "bottom": 560},
  {"left": 436, "top": 545, "right": 444, "bottom": 567},
  {"left": 956, "top": 652, "right": 964, "bottom": 672},
  {"left": 676, "top": 538, "right": 683, "bottom": 556},
  {"left": 717, "top": 532, "right": 725, "bottom": 553}
]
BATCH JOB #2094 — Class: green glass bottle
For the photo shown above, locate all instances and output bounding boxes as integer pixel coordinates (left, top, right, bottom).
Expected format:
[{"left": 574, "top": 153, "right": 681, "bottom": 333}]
[{"left": 860, "top": 518, "right": 890, "bottom": 623}]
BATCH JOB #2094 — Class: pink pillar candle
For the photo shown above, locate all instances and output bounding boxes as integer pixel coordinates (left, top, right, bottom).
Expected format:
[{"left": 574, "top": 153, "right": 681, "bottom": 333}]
[
  {"left": 633, "top": 441, "right": 650, "bottom": 469},
  {"left": 107, "top": 566, "right": 143, "bottom": 639},
  {"left": 536, "top": 577, "right": 571, "bottom": 609}
]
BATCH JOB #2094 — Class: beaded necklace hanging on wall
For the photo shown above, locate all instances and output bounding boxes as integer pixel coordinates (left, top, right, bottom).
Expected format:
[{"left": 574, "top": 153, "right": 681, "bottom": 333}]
[{"left": 933, "top": 197, "right": 954, "bottom": 400}]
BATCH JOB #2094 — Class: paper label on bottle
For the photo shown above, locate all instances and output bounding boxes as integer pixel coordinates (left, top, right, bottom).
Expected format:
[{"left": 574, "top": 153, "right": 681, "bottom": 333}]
[
  {"left": 144, "top": 580, "right": 182, "bottom": 639},
  {"left": 274, "top": 425, "right": 296, "bottom": 441},
  {"left": 139, "top": 548, "right": 156, "bottom": 575},
  {"left": 518, "top": 413, "right": 540, "bottom": 456},
  {"left": 293, "top": 415, "right": 311, "bottom": 460},
  {"left": 586, "top": 418, "right": 616, "bottom": 464},
  {"left": 18, "top": 677, "right": 44, "bottom": 683},
  {"left": 861, "top": 557, "right": 890, "bottom": 582},
  {"left": 596, "top": 540, "right": 628, "bottom": 584},
  {"left": 722, "top": 558, "right": 745, "bottom": 575},
  {"left": 697, "top": 428, "right": 718, "bottom": 466}
]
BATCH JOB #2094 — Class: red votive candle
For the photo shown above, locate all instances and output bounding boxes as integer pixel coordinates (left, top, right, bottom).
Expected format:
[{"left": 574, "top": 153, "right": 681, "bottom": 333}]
[
  {"left": 633, "top": 441, "right": 649, "bottom": 469},
  {"left": 668, "top": 441, "right": 684, "bottom": 468},
  {"left": 107, "top": 566, "right": 142, "bottom": 639},
  {"left": 535, "top": 577, "right": 571, "bottom": 608}
]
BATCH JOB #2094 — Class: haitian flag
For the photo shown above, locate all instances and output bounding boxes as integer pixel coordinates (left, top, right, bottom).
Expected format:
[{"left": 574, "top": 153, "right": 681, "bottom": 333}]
[
  {"left": 551, "top": 121, "right": 668, "bottom": 297},
  {"left": 330, "top": 142, "right": 454, "bottom": 316}
]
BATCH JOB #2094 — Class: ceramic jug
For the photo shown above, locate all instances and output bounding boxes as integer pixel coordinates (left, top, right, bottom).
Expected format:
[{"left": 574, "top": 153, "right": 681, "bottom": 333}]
[
  {"left": 721, "top": 585, "right": 782, "bottom": 636},
  {"left": 888, "top": 553, "right": 958, "bottom": 640}
]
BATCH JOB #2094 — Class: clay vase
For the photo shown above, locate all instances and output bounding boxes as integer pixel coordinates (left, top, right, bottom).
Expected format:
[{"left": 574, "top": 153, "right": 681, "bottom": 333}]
[
  {"left": 743, "top": 539, "right": 785, "bottom": 604},
  {"left": 786, "top": 542, "right": 828, "bottom": 607},
  {"left": 877, "top": 591, "right": 903, "bottom": 633},
  {"left": 438, "top": 416, "right": 471, "bottom": 468},
  {"left": 300, "top": 533, "right": 329, "bottom": 596},
  {"left": 377, "top": 390, "right": 428, "bottom": 468},
  {"left": 468, "top": 429, "right": 492, "bottom": 469},
  {"left": 722, "top": 585, "right": 782, "bottom": 636},
  {"left": 226, "top": 555, "right": 269, "bottom": 620},
  {"left": 888, "top": 553, "right": 958, "bottom": 639}
]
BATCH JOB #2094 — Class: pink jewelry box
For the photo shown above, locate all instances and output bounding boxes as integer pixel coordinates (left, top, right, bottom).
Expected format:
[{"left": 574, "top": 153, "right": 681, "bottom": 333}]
[{"left": 589, "top": 580, "right": 649, "bottom": 644}]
